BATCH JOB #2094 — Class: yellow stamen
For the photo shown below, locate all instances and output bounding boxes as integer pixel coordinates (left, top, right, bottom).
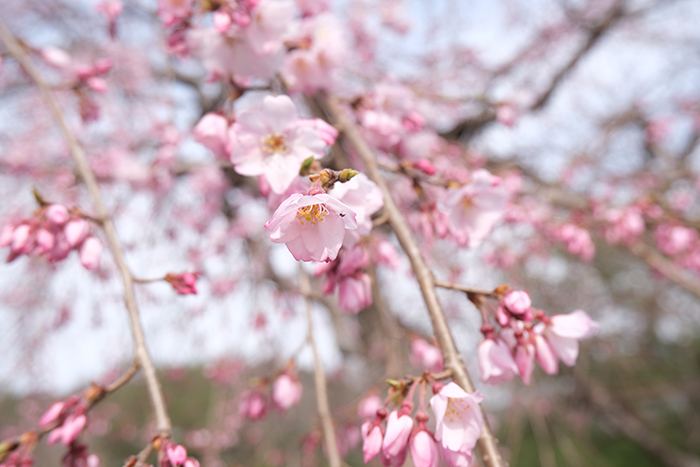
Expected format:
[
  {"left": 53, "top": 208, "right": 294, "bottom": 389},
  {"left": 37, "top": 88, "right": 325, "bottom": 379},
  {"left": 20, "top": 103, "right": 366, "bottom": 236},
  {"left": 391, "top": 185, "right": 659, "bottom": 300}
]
[
  {"left": 296, "top": 204, "right": 329, "bottom": 224},
  {"left": 261, "top": 133, "right": 288, "bottom": 155}
]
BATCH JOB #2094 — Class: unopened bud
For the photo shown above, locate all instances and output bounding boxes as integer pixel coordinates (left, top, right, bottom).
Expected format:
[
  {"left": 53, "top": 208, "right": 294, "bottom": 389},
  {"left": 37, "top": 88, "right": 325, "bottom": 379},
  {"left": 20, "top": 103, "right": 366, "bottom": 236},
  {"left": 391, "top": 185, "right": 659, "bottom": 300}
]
[
  {"left": 298, "top": 156, "right": 316, "bottom": 176},
  {"left": 338, "top": 168, "right": 359, "bottom": 183}
]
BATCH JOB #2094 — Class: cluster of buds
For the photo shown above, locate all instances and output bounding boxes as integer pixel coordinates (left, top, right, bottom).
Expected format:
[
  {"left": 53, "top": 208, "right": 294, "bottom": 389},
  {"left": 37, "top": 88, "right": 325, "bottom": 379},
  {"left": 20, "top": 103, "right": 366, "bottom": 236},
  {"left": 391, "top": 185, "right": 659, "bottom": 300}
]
[
  {"left": 475, "top": 287, "right": 598, "bottom": 385},
  {"left": 40, "top": 396, "right": 88, "bottom": 446},
  {"left": 0, "top": 203, "right": 102, "bottom": 270},
  {"left": 316, "top": 244, "right": 372, "bottom": 314},
  {"left": 239, "top": 368, "right": 303, "bottom": 421},
  {"left": 164, "top": 272, "right": 201, "bottom": 295},
  {"left": 360, "top": 376, "right": 483, "bottom": 467},
  {"left": 159, "top": 440, "right": 200, "bottom": 467}
]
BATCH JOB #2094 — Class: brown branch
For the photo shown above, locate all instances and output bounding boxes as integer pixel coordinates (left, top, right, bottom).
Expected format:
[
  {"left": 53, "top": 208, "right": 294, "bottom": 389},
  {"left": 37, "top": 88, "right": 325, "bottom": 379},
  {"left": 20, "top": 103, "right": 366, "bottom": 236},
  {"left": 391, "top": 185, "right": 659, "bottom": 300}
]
[
  {"left": 300, "top": 272, "right": 342, "bottom": 467},
  {"left": 320, "top": 95, "right": 506, "bottom": 467},
  {"left": 0, "top": 23, "right": 172, "bottom": 436}
]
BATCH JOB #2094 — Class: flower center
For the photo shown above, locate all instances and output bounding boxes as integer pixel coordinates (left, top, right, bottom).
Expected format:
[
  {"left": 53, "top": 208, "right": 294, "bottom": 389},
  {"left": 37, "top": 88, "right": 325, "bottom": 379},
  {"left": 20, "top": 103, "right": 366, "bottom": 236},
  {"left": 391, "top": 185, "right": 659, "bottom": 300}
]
[
  {"left": 296, "top": 204, "right": 329, "bottom": 224},
  {"left": 261, "top": 133, "right": 288, "bottom": 155},
  {"left": 461, "top": 195, "right": 474, "bottom": 209},
  {"left": 443, "top": 398, "right": 470, "bottom": 423}
]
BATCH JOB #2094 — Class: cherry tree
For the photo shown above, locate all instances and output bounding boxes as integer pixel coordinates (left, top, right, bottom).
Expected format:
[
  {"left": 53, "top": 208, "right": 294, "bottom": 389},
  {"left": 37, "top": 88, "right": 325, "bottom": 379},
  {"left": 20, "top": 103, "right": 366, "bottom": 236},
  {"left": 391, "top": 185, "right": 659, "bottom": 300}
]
[{"left": 0, "top": 0, "right": 699, "bottom": 466}]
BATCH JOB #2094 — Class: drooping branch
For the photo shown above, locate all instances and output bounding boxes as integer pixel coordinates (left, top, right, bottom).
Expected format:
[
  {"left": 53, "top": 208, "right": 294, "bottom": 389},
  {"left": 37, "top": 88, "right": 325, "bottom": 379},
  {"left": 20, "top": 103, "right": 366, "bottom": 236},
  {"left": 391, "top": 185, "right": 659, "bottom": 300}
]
[
  {"left": 300, "top": 272, "right": 342, "bottom": 467},
  {"left": 0, "top": 23, "right": 172, "bottom": 436},
  {"left": 320, "top": 95, "right": 506, "bottom": 467}
]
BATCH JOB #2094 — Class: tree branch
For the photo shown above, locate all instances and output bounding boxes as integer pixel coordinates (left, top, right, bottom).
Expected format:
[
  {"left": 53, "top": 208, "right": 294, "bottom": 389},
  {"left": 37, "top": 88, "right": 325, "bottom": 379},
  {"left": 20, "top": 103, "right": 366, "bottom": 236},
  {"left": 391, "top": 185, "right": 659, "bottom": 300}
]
[
  {"left": 320, "top": 95, "right": 506, "bottom": 467},
  {"left": 0, "top": 23, "right": 172, "bottom": 436}
]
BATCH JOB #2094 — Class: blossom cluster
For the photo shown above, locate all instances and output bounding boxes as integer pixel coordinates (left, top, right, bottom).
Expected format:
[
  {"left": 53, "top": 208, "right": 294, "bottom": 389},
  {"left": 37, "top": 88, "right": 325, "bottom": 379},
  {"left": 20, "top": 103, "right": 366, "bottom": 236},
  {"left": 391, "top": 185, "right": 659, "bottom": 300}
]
[
  {"left": 360, "top": 381, "right": 483, "bottom": 467},
  {"left": 0, "top": 204, "right": 102, "bottom": 270},
  {"left": 239, "top": 370, "right": 303, "bottom": 421},
  {"left": 478, "top": 289, "right": 598, "bottom": 385}
]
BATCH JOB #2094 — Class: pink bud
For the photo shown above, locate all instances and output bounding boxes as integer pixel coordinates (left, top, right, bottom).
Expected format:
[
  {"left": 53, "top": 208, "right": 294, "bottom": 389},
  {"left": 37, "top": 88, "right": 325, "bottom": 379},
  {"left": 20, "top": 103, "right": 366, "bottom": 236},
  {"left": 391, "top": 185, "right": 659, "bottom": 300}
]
[
  {"left": 11, "top": 224, "right": 31, "bottom": 252},
  {"left": 36, "top": 229, "right": 55, "bottom": 254},
  {"left": 193, "top": 113, "right": 230, "bottom": 159},
  {"left": 272, "top": 373, "right": 303, "bottom": 410},
  {"left": 338, "top": 273, "right": 372, "bottom": 314},
  {"left": 0, "top": 224, "right": 14, "bottom": 247},
  {"left": 413, "top": 159, "right": 436, "bottom": 176},
  {"left": 361, "top": 422, "right": 383, "bottom": 463},
  {"left": 410, "top": 430, "right": 439, "bottom": 467},
  {"left": 478, "top": 337, "right": 517, "bottom": 384},
  {"left": 166, "top": 443, "right": 188, "bottom": 464},
  {"left": 45, "top": 204, "right": 70, "bottom": 225},
  {"left": 39, "top": 401, "right": 66, "bottom": 427},
  {"left": 410, "top": 338, "right": 443, "bottom": 372},
  {"left": 239, "top": 390, "right": 267, "bottom": 421},
  {"left": 503, "top": 290, "right": 531, "bottom": 315},
  {"left": 80, "top": 237, "right": 102, "bottom": 270},
  {"left": 64, "top": 219, "right": 90, "bottom": 247},
  {"left": 382, "top": 410, "right": 413, "bottom": 458}
]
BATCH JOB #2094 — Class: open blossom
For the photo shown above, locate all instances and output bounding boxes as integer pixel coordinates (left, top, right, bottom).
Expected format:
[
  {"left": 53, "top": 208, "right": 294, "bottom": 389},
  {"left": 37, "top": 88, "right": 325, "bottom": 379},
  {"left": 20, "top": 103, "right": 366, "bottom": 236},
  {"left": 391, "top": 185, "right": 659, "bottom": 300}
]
[
  {"left": 265, "top": 192, "right": 357, "bottom": 262},
  {"left": 544, "top": 310, "right": 598, "bottom": 366},
  {"left": 478, "top": 337, "right": 518, "bottom": 384},
  {"left": 329, "top": 172, "right": 383, "bottom": 240},
  {"left": 272, "top": 373, "right": 303, "bottom": 410},
  {"left": 439, "top": 169, "right": 508, "bottom": 248},
  {"left": 229, "top": 95, "right": 336, "bottom": 193},
  {"left": 429, "top": 382, "right": 483, "bottom": 457},
  {"left": 193, "top": 113, "right": 230, "bottom": 159}
]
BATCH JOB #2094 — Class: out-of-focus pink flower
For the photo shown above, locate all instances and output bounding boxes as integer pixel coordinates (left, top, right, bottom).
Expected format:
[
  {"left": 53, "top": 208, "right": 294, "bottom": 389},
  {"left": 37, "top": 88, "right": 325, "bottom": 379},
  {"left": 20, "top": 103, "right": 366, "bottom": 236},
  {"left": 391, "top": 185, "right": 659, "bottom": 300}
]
[
  {"left": 65, "top": 219, "right": 90, "bottom": 247},
  {"left": 337, "top": 273, "right": 372, "bottom": 314},
  {"left": 239, "top": 390, "right": 267, "bottom": 421},
  {"left": 514, "top": 342, "right": 535, "bottom": 385},
  {"left": 439, "top": 169, "right": 508, "bottom": 248},
  {"left": 265, "top": 192, "right": 357, "bottom": 262},
  {"left": 544, "top": 310, "right": 598, "bottom": 366},
  {"left": 655, "top": 223, "right": 697, "bottom": 256},
  {"left": 229, "top": 95, "right": 333, "bottom": 193},
  {"left": 440, "top": 444, "right": 473, "bottom": 467},
  {"left": 410, "top": 338, "right": 443, "bottom": 372},
  {"left": 413, "top": 159, "right": 436, "bottom": 176},
  {"left": 502, "top": 290, "right": 531, "bottom": 315},
  {"left": 165, "top": 272, "right": 200, "bottom": 295},
  {"left": 554, "top": 223, "right": 595, "bottom": 261},
  {"left": 534, "top": 333, "right": 558, "bottom": 375},
  {"left": 361, "top": 421, "right": 384, "bottom": 463},
  {"left": 478, "top": 337, "right": 517, "bottom": 384},
  {"left": 329, "top": 173, "right": 383, "bottom": 240},
  {"left": 382, "top": 410, "right": 413, "bottom": 459},
  {"left": 193, "top": 113, "right": 230, "bottom": 159},
  {"left": 47, "top": 414, "right": 87, "bottom": 445},
  {"left": 410, "top": 429, "right": 439, "bottom": 467},
  {"left": 79, "top": 237, "right": 102, "bottom": 270},
  {"left": 272, "top": 373, "right": 303, "bottom": 410},
  {"left": 429, "top": 382, "right": 483, "bottom": 456},
  {"left": 158, "top": 0, "right": 193, "bottom": 26},
  {"left": 603, "top": 207, "right": 644, "bottom": 245},
  {"left": 166, "top": 443, "right": 187, "bottom": 464},
  {"left": 283, "top": 13, "right": 347, "bottom": 92},
  {"left": 496, "top": 102, "right": 518, "bottom": 127},
  {"left": 357, "top": 394, "right": 382, "bottom": 419},
  {"left": 46, "top": 204, "right": 70, "bottom": 225}
]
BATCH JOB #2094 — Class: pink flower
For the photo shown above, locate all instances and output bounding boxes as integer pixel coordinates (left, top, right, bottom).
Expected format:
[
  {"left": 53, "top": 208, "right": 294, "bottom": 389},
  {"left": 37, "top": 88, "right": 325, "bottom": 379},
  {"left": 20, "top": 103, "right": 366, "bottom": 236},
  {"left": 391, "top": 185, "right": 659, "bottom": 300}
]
[
  {"left": 158, "top": 0, "right": 192, "bottom": 26},
  {"left": 229, "top": 95, "right": 334, "bottom": 193},
  {"left": 429, "top": 382, "right": 483, "bottom": 455},
  {"left": 603, "top": 207, "right": 644, "bottom": 244},
  {"left": 272, "top": 373, "right": 303, "bottom": 410},
  {"left": 46, "top": 204, "right": 70, "bottom": 225},
  {"left": 47, "top": 414, "right": 87, "bottom": 445},
  {"left": 439, "top": 170, "right": 508, "bottom": 248},
  {"left": 165, "top": 272, "right": 200, "bottom": 295},
  {"left": 544, "top": 310, "right": 598, "bottom": 366},
  {"left": 79, "top": 237, "right": 102, "bottom": 270},
  {"left": 410, "top": 338, "right": 443, "bottom": 372},
  {"left": 40, "top": 401, "right": 67, "bottom": 427},
  {"left": 337, "top": 273, "right": 372, "bottom": 314},
  {"left": 410, "top": 430, "right": 439, "bottom": 467},
  {"left": 64, "top": 219, "right": 90, "bottom": 247},
  {"left": 264, "top": 192, "right": 357, "bottom": 262},
  {"left": 357, "top": 394, "right": 382, "bottom": 419},
  {"left": 382, "top": 410, "right": 413, "bottom": 459},
  {"left": 440, "top": 445, "right": 473, "bottom": 467},
  {"left": 515, "top": 342, "right": 535, "bottom": 385},
  {"left": 554, "top": 223, "right": 595, "bottom": 261},
  {"left": 361, "top": 421, "right": 383, "bottom": 463},
  {"left": 166, "top": 443, "right": 187, "bottom": 464},
  {"left": 239, "top": 390, "right": 267, "bottom": 421},
  {"left": 655, "top": 224, "right": 697, "bottom": 256},
  {"left": 534, "top": 333, "right": 558, "bottom": 375},
  {"left": 193, "top": 113, "right": 230, "bottom": 159},
  {"left": 329, "top": 173, "right": 383, "bottom": 239},
  {"left": 502, "top": 290, "right": 531, "bottom": 315},
  {"left": 478, "top": 337, "right": 517, "bottom": 384}
]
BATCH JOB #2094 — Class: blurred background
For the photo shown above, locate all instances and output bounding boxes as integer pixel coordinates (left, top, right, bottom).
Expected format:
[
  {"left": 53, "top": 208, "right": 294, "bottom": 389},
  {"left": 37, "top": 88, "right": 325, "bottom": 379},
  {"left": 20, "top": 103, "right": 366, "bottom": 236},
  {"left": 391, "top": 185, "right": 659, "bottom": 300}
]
[{"left": 1, "top": 0, "right": 699, "bottom": 465}]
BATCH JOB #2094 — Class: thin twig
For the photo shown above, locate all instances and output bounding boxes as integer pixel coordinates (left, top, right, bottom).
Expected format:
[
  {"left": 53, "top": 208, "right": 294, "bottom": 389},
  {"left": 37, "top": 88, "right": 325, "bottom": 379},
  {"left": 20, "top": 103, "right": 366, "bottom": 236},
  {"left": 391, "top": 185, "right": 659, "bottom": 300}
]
[
  {"left": 300, "top": 272, "right": 342, "bottom": 467},
  {"left": 0, "top": 23, "right": 172, "bottom": 436},
  {"left": 320, "top": 95, "right": 505, "bottom": 467}
]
